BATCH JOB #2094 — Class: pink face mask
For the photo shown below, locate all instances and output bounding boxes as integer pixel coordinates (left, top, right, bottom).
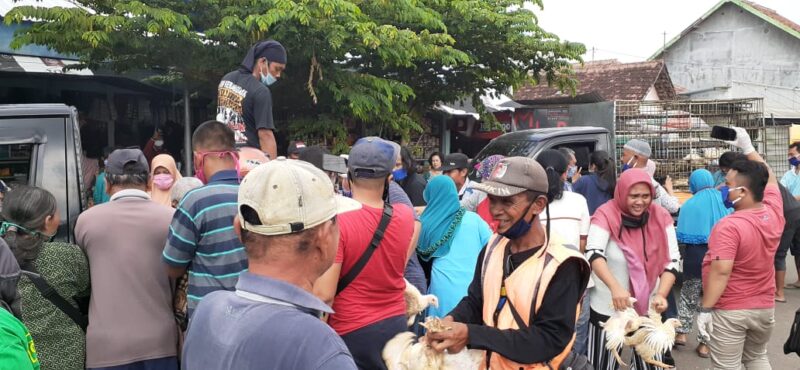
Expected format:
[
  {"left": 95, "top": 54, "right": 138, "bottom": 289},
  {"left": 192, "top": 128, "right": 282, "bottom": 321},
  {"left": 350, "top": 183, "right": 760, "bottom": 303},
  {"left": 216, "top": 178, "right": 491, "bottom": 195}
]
[
  {"left": 194, "top": 151, "right": 241, "bottom": 184},
  {"left": 153, "top": 174, "right": 174, "bottom": 190}
]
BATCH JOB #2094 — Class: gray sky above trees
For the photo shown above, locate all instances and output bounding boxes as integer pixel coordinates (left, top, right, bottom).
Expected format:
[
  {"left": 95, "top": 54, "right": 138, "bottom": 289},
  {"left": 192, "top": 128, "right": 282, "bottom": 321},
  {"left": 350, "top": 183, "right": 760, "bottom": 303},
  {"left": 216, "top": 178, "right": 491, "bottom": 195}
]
[{"left": 529, "top": 0, "right": 800, "bottom": 62}]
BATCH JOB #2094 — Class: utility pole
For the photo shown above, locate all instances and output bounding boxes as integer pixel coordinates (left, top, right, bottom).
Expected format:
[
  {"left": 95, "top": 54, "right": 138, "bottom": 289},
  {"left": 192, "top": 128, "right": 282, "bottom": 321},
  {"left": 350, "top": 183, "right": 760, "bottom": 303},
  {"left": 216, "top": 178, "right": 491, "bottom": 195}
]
[
  {"left": 591, "top": 47, "right": 595, "bottom": 61},
  {"left": 183, "top": 87, "right": 192, "bottom": 176},
  {"left": 663, "top": 31, "right": 667, "bottom": 56}
]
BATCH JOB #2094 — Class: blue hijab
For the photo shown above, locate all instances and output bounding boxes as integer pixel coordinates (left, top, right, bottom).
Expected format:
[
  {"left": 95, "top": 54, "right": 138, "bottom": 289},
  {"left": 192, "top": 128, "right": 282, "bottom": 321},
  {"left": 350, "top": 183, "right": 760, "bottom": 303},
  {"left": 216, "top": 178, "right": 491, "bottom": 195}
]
[
  {"left": 418, "top": 176, "right": 466, "bottom": 261},
  {"left": 676, "top": 169, "right": 731, "bottom": 244}
]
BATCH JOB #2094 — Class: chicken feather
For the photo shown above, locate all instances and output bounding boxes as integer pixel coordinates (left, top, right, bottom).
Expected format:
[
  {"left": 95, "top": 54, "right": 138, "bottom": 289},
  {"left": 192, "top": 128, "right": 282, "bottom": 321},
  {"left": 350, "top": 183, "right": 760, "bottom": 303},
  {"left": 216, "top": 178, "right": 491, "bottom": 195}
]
[
  {"left": 404, "top": 279, "right": 440, "bottom": 326},
  {"left": 383, "top": 318, "right": 483, "bottom": 370}
]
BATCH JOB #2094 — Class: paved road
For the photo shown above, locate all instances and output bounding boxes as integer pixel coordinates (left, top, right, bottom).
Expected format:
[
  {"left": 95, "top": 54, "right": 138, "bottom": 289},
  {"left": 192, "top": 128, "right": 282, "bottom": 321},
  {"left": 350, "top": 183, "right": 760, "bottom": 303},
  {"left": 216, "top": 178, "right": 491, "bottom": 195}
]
[{"left": 671, "top": 266, "right": 800, "bottom": 369}]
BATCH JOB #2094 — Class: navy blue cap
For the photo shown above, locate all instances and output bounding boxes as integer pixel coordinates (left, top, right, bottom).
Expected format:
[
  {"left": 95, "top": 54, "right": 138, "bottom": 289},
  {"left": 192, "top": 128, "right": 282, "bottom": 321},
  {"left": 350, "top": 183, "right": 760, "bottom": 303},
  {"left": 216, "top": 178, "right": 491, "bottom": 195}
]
[{"left": 349, "top": 138, "right": 395, "bottom": 178}]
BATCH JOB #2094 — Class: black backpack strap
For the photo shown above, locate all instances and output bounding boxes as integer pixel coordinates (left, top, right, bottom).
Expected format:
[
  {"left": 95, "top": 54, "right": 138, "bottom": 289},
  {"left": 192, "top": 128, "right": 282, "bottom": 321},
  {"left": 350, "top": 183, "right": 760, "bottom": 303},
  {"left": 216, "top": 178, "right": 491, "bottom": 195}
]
[
  {"left": 336, "top": 203, "right": 393, "bottom": 295},
  {"left": 505, "top": 254, "right": 554, "bottom": 329},
  {"left": 22, "top": 271, "right": 88, "bottom": 332}
]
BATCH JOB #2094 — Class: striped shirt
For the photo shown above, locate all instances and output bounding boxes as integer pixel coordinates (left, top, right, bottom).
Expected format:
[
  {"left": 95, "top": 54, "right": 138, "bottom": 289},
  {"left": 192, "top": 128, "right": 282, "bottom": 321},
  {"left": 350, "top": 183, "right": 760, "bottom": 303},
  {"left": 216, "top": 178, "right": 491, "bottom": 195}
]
[{"left": 162, "top": 170, "right": 247, "bottom": 317}]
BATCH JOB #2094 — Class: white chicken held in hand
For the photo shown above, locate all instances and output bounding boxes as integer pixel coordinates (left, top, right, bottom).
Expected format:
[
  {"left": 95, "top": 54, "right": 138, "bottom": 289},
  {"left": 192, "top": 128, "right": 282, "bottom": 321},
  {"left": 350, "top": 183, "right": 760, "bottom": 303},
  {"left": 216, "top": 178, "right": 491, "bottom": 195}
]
[
  {"left": 383, "top": 317, "right": 482, "bottom": 370},
  {"left": 404, "top": 279, "right": 439, "bottom": 326},
  {"left": 600, "top": 297, "right": 641, "bottom": 366},
  {"left": 626, "top": 308, "right": 681, "bottom": 369}
]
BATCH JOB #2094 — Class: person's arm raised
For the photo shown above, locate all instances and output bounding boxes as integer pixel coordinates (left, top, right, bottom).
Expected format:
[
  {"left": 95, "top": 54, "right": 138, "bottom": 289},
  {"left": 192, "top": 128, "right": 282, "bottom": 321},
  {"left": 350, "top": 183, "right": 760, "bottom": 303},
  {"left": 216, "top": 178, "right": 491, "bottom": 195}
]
[{"left": 727, "top": 127, "right": 776, "bottom": 185}]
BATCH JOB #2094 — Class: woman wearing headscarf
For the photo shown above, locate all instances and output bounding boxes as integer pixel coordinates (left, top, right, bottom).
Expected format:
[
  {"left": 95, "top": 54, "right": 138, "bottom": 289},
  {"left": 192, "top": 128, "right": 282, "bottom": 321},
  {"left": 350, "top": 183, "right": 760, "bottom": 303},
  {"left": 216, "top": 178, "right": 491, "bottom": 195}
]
[
  {"left": 585, "top": 169, "right": 681, "bottom": 370},
  {"left": 2, "top": 186, "right": 90, "bottom": 370},
  {"left": 462, "top": 155, "right": 504, "bottom": 231},
  {"left": 674, "top": 169, "right": 730, "bottom": 357},
  {"left": 418, "top": 176, "right": 491, "bottom": 317},
  {"left": 149, "top": 154, "right": 182, "bottom": 207}
]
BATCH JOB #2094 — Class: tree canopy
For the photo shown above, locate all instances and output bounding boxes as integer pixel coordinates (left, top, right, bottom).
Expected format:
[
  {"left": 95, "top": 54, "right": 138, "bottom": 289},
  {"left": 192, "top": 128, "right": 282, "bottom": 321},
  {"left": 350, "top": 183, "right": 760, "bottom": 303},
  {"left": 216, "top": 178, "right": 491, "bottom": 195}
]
[{"left": 5, "top": 0, "right": 584, "bottom": 149}]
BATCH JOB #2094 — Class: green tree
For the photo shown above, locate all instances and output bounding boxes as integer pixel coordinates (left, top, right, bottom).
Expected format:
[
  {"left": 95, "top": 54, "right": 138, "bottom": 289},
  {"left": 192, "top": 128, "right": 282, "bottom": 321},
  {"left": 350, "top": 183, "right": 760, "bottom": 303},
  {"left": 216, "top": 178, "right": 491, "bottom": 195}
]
[{"left": 5, "top": 0, "right": 584, "bottom": 148}]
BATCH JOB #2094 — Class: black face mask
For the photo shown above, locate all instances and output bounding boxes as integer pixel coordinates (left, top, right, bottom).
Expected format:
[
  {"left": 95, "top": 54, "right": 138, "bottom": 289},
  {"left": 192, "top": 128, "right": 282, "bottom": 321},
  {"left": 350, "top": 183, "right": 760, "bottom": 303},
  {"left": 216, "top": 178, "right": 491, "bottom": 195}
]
[
  {"left": 621, "top": 212, "right": 649, "bottom": 228},
  {"left": 619, "top": 212, "right": 649, "bottom": 239}
]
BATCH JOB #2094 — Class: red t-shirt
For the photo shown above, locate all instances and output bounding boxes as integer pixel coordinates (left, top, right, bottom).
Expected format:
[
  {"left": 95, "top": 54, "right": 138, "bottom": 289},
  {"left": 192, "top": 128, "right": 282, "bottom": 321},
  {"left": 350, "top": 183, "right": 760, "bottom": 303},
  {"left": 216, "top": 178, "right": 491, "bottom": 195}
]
[
  {"left": 329, "top": 203, "right": 414, "bottom": 335},
  {"left": 703, "top": 184, "right": 784, "bottom": 310}
]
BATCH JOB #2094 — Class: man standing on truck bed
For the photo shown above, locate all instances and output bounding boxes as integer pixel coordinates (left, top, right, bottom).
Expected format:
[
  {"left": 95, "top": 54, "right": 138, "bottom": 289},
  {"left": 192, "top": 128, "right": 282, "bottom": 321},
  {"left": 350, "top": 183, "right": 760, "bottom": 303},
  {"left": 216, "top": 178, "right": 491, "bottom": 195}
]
[
  {"left": 216, "top": 40, "right": 287, "bottom": 160},
  {"left": 621, "top": 139, "right": 681, "bottom": 214}
]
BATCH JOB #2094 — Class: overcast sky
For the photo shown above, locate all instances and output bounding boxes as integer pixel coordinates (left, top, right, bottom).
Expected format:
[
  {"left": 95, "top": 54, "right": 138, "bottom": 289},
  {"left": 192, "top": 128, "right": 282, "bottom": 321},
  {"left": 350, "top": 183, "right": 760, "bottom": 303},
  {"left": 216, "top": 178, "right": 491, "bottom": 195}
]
[{"left": 529, "top": 0, "right": 800, "bottom": 63}]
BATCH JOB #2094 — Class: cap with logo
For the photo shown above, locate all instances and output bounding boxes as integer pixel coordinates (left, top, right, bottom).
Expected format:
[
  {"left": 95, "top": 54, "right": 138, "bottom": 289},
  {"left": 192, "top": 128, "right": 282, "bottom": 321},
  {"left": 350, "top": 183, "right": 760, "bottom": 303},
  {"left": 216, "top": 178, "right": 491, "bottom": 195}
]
[
  {"left": 440, "top": 153, "right": 470, "bottom": 172},
  {"left": 348, "top": 137, "right": 395, "bottom": 178},
  {"left": 471, "top": 157, "right": 548, "bottom": 197},
  {"left": 105, "top": 148, "right": 150, "bottom": 175},
  {"left": 238, "top": 158, "right": 361, "bottom": 236}
]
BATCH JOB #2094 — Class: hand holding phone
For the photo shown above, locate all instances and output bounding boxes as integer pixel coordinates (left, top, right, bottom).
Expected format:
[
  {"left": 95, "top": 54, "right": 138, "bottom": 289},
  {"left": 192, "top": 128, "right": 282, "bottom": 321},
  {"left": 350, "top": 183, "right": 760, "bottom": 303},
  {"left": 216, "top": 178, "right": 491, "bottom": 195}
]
[{"left": 710, "top": 126, "right": 737, "bottom": 141}]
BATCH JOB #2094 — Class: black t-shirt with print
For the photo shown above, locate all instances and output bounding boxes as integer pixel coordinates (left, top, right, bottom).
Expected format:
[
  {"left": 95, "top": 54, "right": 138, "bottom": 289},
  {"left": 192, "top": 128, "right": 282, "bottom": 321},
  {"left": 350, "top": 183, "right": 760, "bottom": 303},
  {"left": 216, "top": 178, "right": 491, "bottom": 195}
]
[{"left": 216, "top": 70, "right": 274, "bottom": 148}]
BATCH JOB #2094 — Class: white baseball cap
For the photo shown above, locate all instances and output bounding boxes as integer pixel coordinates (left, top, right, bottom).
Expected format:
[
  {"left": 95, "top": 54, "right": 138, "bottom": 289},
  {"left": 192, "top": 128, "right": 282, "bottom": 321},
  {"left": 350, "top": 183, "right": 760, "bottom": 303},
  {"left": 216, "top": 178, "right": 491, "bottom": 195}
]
[{"left": 238, "top": 158, "right": 361, "bottom": 236}]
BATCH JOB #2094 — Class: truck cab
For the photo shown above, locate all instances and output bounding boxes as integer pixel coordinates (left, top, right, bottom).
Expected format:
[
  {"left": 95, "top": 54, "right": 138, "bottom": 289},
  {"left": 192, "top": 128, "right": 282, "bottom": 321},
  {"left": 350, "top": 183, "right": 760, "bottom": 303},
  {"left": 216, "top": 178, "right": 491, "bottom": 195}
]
[
  {"left": 470, "top": 126, "right": 613, "bottom": 178},
  {"left": 0, "top": 104, "right": 85, "bottom": 243}
]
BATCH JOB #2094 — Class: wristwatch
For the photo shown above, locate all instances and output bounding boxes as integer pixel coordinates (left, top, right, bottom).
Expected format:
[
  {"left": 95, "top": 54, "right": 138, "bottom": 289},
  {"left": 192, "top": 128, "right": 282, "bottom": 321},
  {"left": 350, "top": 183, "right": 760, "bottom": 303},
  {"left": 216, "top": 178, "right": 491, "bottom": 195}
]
[{"left": 698, "top": 306, "right": 713, "bottom": 313}]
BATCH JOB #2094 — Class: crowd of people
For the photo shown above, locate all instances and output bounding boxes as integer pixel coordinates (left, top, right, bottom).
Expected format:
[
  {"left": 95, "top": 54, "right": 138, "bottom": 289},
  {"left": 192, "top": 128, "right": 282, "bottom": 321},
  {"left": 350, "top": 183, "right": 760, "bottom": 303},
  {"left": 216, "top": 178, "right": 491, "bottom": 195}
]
[{"left": 0, "top": 39, "right": 794, "bottom": 370}]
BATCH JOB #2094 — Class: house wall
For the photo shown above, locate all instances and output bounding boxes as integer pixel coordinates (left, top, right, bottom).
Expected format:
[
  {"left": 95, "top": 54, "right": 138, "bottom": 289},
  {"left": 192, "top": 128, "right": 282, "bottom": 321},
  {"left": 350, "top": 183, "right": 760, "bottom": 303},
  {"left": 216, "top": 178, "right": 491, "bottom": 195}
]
[{"left": 662, "top": 2, "right": 800, "bottom": 118}]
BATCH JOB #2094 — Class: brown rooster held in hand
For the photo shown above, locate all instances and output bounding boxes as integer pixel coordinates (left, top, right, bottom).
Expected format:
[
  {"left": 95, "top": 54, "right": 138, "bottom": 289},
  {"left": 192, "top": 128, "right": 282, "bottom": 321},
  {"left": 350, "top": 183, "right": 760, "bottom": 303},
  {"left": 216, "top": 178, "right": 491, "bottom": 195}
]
[{"left": 404, "top": 279, "right": 439, "bottom": 326}]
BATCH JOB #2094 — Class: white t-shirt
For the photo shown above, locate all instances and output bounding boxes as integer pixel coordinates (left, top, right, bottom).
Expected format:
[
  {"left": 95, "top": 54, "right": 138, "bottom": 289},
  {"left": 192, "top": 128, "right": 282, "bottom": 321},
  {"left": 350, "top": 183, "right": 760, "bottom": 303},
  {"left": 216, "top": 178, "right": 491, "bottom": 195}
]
[
  {"left": 585, "top": 225, "right": 681, "bottom": 316},
  {"left": 540, "top": 191, "right": 591, "bottom": 249}
]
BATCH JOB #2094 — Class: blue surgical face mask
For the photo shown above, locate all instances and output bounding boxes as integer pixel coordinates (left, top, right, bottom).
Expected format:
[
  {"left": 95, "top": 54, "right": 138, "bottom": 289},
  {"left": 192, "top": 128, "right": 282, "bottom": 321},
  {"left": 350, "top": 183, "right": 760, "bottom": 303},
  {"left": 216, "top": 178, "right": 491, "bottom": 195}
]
[
  {"left": 392, "top": 168, "right": 408, "bottom": 182},
  {"left": 720, "top": 185, "right": 745, "bottom": 209},
  {"left": 790, "top": 157, "right": 800, "bottom": 167},
  {"left": 499, "top": 201, "right": 535, "bottom": 240},
  {"left": 566, "top": 165, "right": 577, "bottom": 179},
  {"left": 719, "top": 185, "right": 732, "bottom": 208},
  {"left": 621, "top": 157, "right": 636, "bottom": 172},
  {"left": 260, "top": 62, "right": 277, "bottom": 86}
]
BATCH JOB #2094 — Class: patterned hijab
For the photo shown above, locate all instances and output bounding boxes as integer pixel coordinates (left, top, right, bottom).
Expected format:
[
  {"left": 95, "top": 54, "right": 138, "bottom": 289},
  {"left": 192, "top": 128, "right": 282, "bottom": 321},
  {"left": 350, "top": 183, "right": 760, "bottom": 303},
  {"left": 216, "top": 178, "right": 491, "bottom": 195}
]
[{"left": 476, "top": 155, "right": 505, "bottom": 180}]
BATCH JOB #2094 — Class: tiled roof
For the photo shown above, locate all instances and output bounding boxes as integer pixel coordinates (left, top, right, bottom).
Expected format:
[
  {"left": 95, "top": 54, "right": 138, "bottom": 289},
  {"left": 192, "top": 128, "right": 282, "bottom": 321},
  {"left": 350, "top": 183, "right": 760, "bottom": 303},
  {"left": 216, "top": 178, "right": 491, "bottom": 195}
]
[
  {"left": 742, "top": 1, "right": 800, "bottom": 34},
  {"left": 513, "top": 60, "right": 676, "bottom": 104},
  {"left": 651, "top": 0, "right": 800, "bottom": 59}
]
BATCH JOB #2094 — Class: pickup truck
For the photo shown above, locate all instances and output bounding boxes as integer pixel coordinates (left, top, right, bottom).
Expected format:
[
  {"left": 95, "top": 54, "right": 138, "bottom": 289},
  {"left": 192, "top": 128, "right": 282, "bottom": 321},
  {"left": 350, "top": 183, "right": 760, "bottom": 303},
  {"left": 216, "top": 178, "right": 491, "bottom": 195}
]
[
  {"left": 470, "top": 126, "right": 613, "bottom": 178},
  {"left": 0, "top": 104, "right": 85, "bottom": 243}
]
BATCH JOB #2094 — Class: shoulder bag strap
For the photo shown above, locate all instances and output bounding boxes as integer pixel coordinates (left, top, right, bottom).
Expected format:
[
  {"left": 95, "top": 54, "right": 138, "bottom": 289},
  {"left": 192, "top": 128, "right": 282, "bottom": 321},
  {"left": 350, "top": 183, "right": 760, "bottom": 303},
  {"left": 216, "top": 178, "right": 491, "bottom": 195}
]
[
  {"left": 336, "top": 203, "right": 393, "bottom": 295},
  {"left": 21, "top": 271, "right": 88, "bottom": 332}
]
